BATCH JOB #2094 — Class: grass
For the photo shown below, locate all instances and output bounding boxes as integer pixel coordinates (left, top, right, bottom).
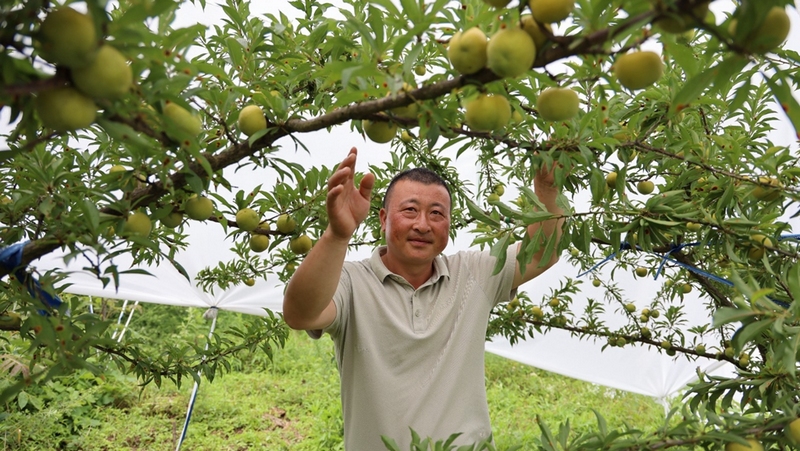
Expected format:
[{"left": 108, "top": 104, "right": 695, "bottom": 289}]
[{"left": 3, "top": 329, "right": 668, "bottom": 450}]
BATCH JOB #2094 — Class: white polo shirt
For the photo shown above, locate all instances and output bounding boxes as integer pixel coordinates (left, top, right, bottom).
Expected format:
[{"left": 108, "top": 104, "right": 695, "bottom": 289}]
[{"left": 315, "top": 245, "right": 517, "bottom": 451}]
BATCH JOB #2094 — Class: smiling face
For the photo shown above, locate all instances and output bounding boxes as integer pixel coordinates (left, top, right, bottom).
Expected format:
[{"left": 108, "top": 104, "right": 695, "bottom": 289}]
[{"left": 379, "top": 179, "right": 451, "bottom": 276}]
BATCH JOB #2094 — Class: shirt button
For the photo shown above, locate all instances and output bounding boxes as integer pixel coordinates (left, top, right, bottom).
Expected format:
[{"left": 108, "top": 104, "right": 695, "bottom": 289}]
[{"left": 414, "top": 309, "right": 421, "bottom": 317}]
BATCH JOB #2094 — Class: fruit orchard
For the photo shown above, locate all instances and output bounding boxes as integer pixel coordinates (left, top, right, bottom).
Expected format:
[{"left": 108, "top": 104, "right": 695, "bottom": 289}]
[{"left": 2, "top": 0, "right": 800, "bottom": 449}]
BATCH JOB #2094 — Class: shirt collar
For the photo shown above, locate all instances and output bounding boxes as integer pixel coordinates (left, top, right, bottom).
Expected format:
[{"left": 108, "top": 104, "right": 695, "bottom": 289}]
[{"left": 369, "top": 245, "right": 450, "bottom": 285}]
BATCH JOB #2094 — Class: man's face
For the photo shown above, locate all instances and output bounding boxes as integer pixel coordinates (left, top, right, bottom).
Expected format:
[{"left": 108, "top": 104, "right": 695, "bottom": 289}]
[{"left": 380, "top": 179, "right": 451, "bottom": 268}]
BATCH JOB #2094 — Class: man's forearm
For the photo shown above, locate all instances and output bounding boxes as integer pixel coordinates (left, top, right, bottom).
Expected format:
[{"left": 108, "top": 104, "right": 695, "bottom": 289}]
[{"left": 282, "top": 227, "right": 350, "bottom": 329}]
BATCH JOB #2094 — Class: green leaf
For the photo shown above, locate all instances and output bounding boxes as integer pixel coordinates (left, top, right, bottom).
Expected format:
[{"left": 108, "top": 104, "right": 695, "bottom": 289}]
[
  {"left": 712, "top": 307, "right": 759, "bottom": 328},
  {"left": 762, "top": 71, "right": 800, "bottom": 140},
  {"left": 466, "top": 199, "right": 501, "bottom": 228}
]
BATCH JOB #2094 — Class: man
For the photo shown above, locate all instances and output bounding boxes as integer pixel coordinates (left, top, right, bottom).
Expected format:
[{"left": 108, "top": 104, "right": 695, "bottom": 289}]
[{"left": 283, "top": 147, "right": 565, "bottom": 450}]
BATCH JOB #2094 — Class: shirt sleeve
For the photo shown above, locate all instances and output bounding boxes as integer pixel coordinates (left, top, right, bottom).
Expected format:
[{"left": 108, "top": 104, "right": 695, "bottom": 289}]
[{"left": 461, "top": 244, "right": 518, "bottom": 308}]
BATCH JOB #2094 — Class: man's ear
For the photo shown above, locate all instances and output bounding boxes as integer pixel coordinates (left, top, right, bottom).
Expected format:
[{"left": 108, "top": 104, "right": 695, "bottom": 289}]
[{"left": 379, "top": 208, "right": 387, "bottom": 230}]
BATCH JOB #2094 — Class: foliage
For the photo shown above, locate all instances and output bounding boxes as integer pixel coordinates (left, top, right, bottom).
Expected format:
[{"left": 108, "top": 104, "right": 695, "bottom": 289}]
[
  {"left": 1, "top": 326, "right": 667, "bottom": 450},
  {"left": 1, "top": 0, "right": 800, "bottom": 449}
]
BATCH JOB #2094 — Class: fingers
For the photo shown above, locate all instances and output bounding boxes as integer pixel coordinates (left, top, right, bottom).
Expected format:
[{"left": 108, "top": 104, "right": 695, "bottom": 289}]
[
  {"left": 328, "top": 148, "right": 358, "bottom": 191},
  {"left": 359, "top": 172, "right": 375, "bottom": 200}
]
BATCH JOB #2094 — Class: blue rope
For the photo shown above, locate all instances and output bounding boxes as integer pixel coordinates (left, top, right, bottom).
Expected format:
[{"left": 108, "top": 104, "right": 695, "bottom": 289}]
[
  {"left": 579, "top": 234, "right": 799, "bottom": 308},
  {"left": 0, "top": 241, "right": 63, "bottom": 313}
]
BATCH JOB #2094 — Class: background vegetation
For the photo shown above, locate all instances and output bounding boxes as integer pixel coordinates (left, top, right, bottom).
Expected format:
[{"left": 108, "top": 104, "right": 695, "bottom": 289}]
[{"left": 2, "top": 303, "right": 667, "bottom": 451}]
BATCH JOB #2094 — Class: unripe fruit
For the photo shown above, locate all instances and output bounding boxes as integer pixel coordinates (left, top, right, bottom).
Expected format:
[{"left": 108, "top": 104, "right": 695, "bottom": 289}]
[
  {"left": 613, "top": 51, "right": 664, "bottom": 90},
  {"left": 235, "top": 208, "right": 260, "bottom": 231},
  {"left": 748, "top": 234, "right": 773, "bottom": 260},
  {"left": 660, "top": 340, "right": 671, "bottom": 350},
  {"left": 751, "top": 176, "right": 781, "bottom": 201},
  {"left": 390, "top": 102, "right": 418, "bottom": 120},
  {"left": 71, "top": 45, "right": 132, "bottom": 99},
  {"left": 520, "top": 15, "right": 552, "bottom": 49},
  {"left": 682, "top": 283, "right": 692, "bottom": 294},
  {"left": 637, "top": 180, "right": 655, "bottom": 195},
  {"left": 38, "top": 7, "right": 98, "bottom": 69},
  {"left": 487, "top": 193, "right": 500, "bottom": 203},
  {"left": 654, "top": 2, "right": 710, "bottom": 34},
  {"left": 362, "top": 120, "right": 398, "bottom": 143},
  {"left": 243, "top": 278, "right": 256, "bottom": 286},
  {"left": 185, "top": 195, "right": 213, "bottom": 221},
  {"left": 635, "top": 267, "right": 648, "bottom": 278},
  {"left": 493, "top": 184, "right": 505, "bottom": 196},
  {"left": 528, "top": 0, "right": 575, "bottom": 23},
  {"left": 238, "top": 105, "right": 267, "bottom": 136},
  {"left": 649, "top": 309, "right": 660, "bottom": 319},
  {"left": 530, "top": 306, "right": 544, "bottom": 319},
  {"left": 785, "top": 418, "right": 800, "bottom": 445},
  {"left": 249, "top": 234, "right": 270, "bottom": 253},
  {"left": 164, "top": 103, "right": 202, "bottom": 138},
  {"left": 695, "top": 344, "right": 705, "bottom": 354},
  {"left": 570, "top": 248, "right": 579, "bottom": 257},
  {"left": 400, "top": 130, "right": 413, "bottom": 143},
  {"left": 448, "top": 27, "right": 488, "bottom": 75},
  {"left": 605, "top": 171, "right": 618, "bottom": 188},
  {"left": 465, "top": 93, "right": 511, "bottom": 132},
  {"left": 549, "top": 297, "right": 560, "bottom": 308},
  {"left": 486, "top": 27, "right": 536, "bottom": 79},
  {"left": 730, "top": 6, "right": 790, "bottom": 53},
  {"left": 592, "top": 278, "right": 601, "bottom": 287},
  {"left": 625, "top": 303, "right": 636, "bottom": 313},
  {"left": 414, "top": 65, "right": 427, "bottom": 76},
  {"left": 290, "top": 234, "right": 313, "bottom": 255},
  {"left": 686, "top": 222, "right": 702, "bottom": 232},
  {"left": 160, "top": 211, "right": 183, "bottom": 228},
  {"left": 537, "top": 87, "right": 579, "bottom": 121},
  {"left": 35, "top": 87, "right": 97, "bottom": 132},
  {"left": 122, "top": 211, "right": 152, "bottom": 237},
  {"left": 276, "top": 214, "right": 297, "bottom": 234}
]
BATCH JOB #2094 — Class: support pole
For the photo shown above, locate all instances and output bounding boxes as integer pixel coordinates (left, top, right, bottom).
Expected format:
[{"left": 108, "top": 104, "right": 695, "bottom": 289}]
[
  {"left": 116, "top": 301, "right": 139, "bottom": 342},
  {"left": 111, "top": 299, "right": 129, "bottom": 340},
  {"left": 175, "top": 307, "right": 218, "bottom": 451}
]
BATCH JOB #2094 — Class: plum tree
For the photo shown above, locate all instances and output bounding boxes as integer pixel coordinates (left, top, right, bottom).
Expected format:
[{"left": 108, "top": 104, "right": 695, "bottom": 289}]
[{"left": 3, "top": 1, "right": 800, "bottom": 449}]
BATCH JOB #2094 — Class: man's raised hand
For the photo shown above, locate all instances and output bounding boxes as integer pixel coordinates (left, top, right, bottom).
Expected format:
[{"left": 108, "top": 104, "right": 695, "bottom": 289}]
[{"left": 326, "top": 147, "right": 375, "bottom": 241}]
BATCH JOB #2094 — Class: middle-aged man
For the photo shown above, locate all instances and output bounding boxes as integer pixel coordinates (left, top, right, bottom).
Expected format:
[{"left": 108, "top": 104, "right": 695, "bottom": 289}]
[{"left": 283, "top": 146, "right": 566, "bottom": 450}]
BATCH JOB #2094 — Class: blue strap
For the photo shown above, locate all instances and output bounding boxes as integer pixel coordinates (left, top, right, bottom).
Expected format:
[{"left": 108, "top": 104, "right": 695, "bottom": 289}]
[
  {"left": 0, "top": 241, "right": 63, "bottom": 312},
  {"left": 579, "top": 235, "right": 796, "bottom": 308}
]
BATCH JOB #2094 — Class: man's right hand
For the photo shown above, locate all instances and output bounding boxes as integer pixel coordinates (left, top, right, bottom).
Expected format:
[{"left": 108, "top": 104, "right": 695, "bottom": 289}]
[{"left": 326, "top": 147, "right": 375, "bottom": 241}]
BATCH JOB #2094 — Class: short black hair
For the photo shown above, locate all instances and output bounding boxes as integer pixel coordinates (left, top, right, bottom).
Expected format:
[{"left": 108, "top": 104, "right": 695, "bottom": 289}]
[{"left": 382, "top": 168, "right": 452, "bottom": 209}]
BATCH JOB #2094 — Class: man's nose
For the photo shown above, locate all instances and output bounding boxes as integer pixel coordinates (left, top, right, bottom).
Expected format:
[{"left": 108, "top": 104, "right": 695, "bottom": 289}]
[{"left": 413, "top": 214, "right": 431, "bottom": 232}]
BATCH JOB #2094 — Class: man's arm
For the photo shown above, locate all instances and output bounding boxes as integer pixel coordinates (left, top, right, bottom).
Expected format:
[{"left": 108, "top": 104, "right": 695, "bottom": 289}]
[
  {"left": 512, "top": 165, "right": 566, "bottom": 289},
  {"left": 282, "top": 147, "right": 374, "bottom": 331}
]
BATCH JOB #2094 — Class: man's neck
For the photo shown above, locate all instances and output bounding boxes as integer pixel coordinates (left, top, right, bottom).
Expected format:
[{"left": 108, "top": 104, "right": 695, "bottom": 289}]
[{"left": 380, "top": 251, "right": 434, "bottom": 289}]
